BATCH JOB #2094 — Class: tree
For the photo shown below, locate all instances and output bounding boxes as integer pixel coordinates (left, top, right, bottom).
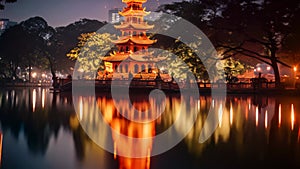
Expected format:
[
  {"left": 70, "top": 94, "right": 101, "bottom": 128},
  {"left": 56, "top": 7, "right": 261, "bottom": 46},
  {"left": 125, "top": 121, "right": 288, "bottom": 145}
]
[
  {"left": 0, "top": 25, "right": 24, "bottom": 79},
  {"left": 53, "top": 19, "right": 106, "bottom": 74},
  {"left": 159, "top": 0, "right": 300, "bottom": 88},
  {"left": 215, "top": 0, "right": 300, "bottom": 87},
  {"left": 223, "top": 58, "right": 248, "bottom": 82},
  {"left": 0, "top": 17, "right": 54, "bottom": 81},
  {"left": 67, "top": 32, "right": 117, "bottom": 77},
  {"left": 152, "top": 31, "right": 223, "bottom": 82}
]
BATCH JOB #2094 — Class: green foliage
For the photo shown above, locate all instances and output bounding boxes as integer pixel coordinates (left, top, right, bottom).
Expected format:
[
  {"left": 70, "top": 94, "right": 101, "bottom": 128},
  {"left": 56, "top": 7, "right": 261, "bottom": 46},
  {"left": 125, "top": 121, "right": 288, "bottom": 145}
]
[
  {"left": 67, "top": 32, "right": 117, "bottom": 74},
  {"left": 159, "top": 0, "right": 300, "bottom": 87},
  {"left": 157, "top": 37, "right": 223, "bottom": 81},
  {"left": 223, "top": 58, "right": 247, "bottom": 77}
]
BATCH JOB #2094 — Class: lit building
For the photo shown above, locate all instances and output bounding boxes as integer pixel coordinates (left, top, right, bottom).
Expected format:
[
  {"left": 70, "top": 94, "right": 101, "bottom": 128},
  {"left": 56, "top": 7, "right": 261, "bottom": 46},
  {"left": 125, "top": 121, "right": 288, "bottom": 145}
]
[
  {"left": 108, "top": 8, "right": 123, "bottom": 23},
  {"left": 0, "top": 18, "right": 17, "bottom": 35},
  {"left": 103, "top": 0, "right": 161, "bottom": 78}
]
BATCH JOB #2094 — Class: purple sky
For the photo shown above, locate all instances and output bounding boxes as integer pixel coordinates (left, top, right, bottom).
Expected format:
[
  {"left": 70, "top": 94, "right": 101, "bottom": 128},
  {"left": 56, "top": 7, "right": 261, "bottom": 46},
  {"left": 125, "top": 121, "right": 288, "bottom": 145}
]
[{"left": 0, "top": 0, "right": 181, "bottom": 27}]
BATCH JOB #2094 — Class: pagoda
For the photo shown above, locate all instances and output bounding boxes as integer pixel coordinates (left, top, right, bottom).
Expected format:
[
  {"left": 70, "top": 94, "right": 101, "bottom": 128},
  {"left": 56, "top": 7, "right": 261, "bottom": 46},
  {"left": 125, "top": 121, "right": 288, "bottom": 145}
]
[{"left": 102, "top": 0, "right": 158, "bottom": 77}]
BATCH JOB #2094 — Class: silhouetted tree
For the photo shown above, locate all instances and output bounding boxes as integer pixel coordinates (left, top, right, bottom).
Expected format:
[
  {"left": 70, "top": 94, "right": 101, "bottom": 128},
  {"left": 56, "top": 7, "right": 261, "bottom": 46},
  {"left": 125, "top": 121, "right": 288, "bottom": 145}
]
[
  {"left": 0, "top": 17, "right": 53, "bottom": 81},
  {"left": 159, "top": 0, "right": 300, "bottom": 88}
]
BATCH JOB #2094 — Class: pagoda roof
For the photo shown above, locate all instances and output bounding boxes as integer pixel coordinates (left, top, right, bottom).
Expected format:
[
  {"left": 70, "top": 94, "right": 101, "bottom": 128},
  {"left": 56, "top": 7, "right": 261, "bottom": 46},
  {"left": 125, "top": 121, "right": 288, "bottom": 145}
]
[
  {"left": 102, "top": 52, "right": 165, "bottom": 62},
  {"left": 113, "top": 36, "right": 157, "bottom": 45},
  {"left": 119, "top": 8, "right": 150, "bottom": 16},
  {"left": 122, "top": 0, "right": 147, "bottom": 3},
  {"left": 114, "top": 22, "right": 154, "bottom": 30},
  {"left": 102, "top": 53, "right": 130, "bottom": 62}
]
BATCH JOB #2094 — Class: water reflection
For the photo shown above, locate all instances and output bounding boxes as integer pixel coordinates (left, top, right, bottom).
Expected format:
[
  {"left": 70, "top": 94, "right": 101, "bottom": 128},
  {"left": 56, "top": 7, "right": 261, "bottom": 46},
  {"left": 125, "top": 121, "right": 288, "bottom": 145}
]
[
  {"left": 0, "top": 132, "right": 2, "bottom": 165},
  {"left": 32, "top": 89, "right": 36, "bottom": 112},
  {"left": 0, "top": 88, "right": 300, "bottom": 169},
  {"left": 291, "top": 104, "right": 295, "bottom": 131},
  {"left": 42, "top": 89, "right": 46, "bottom": 109}
]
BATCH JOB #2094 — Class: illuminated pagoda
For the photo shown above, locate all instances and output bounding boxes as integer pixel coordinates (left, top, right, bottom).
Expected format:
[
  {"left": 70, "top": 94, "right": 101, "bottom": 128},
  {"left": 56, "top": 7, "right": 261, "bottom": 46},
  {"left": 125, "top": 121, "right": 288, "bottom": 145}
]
[{"left": 102, "top": 0, "right": 159, "bottom": 78}]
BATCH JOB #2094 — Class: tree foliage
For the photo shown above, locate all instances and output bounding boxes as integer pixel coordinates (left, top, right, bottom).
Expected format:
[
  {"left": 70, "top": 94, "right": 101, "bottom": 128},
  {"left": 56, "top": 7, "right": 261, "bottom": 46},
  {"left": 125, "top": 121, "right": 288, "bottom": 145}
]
[
  {"left": 0, "top": 17, "right": 106, "bottom": 81},
  {"left": 159, "top": 0, "right": 300, "bottom": 87},
  {"left": 67, "top": 32, "right": 117, "bottom": 74},
  {"left": 0, "top": 17, "right": 52, "bottom": 80}
]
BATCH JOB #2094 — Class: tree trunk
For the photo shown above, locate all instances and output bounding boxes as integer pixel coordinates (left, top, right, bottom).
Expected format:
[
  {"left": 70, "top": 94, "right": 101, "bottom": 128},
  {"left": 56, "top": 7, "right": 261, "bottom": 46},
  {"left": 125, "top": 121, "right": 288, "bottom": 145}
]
[
  {"left": 271, "top": 53, "right": 281, "bottom": 88},
  {"left": 48, "top": 59, "right": 57, "bottom": 88}
]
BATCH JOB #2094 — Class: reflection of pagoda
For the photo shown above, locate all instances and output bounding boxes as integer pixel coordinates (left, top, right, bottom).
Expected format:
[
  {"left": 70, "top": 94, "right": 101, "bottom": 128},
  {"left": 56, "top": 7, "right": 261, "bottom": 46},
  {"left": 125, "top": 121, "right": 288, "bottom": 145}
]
[{"left": 103, "top": 0, "right": 158, "bottom": 76}]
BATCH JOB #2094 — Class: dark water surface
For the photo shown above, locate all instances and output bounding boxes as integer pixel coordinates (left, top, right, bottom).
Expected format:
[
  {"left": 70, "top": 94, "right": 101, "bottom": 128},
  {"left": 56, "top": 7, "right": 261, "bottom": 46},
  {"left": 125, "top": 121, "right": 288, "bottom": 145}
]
[{"left": 0, "top": 88, "right": 299, "bottom": 169}]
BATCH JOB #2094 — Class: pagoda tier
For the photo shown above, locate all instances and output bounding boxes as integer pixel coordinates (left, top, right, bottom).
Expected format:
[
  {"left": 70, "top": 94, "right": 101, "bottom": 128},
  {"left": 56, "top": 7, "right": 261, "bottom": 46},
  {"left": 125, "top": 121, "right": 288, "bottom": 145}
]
[
  {"left": 102, "top": 51, "right": 159, "bottom": 62},
  {"left": 120, "top": 8, "right": 150, "bottom": 17},
  {"left": 114, "top": 22, "right": 154, "bottom": 30},
  {"left": 113, "top": 36, "right": 156, "bottom": 45},
  {"left": 122, "top": 0, "right": 147, "bottom": 3}
]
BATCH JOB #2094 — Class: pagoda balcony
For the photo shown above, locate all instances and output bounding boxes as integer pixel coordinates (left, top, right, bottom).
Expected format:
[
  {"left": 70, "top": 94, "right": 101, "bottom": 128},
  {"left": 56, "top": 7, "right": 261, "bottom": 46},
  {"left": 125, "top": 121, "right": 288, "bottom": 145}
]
[
  {"left": 114, "top": 22, "right": 154, "bottom": 30},
  {"left": 119, "top": 8, "right": 150, "bottom": 17},
  {"left": 122, "top": 0, "right": 147, "bottom": 3},
  {"left": 123, "top": 6, "right": 143, "bottom": 12}
]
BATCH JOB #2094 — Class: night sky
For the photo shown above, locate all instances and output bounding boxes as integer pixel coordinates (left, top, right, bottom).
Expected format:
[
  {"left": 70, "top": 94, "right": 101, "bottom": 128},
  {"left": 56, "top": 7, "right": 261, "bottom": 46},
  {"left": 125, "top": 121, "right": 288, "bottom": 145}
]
[{"left": 0, "top": 0, "right": 181, "bottom": 27}]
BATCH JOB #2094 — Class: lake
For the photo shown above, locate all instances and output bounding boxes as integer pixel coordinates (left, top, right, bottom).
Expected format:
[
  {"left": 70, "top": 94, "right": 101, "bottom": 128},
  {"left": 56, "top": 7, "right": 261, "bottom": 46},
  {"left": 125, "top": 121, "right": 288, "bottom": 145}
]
[{"left": 0, "top": 88, "right": 299, "bottom": 169}]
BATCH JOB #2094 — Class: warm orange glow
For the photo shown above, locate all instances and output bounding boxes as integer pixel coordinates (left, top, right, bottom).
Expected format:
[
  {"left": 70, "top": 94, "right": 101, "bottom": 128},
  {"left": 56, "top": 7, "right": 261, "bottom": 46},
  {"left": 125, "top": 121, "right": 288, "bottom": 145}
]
[
  {"left": 103, "top": 0, "right": 158, "bottom": 75},
  {"left": 265, "top": 110, "right": 268, "bottom": 129},
  {"left": 146, "top": 148, "right": 151, "bottom": 169},
  {"left": 230, "top": 102, "right": 233, "bottom": 125},
  {"left": 79, "top": 97, "right": 83, "bottom": 121},
  {"left": 294, "top": 66, "right": 297, "bottom": 72},
  {"left": 32, "top": 89, "right": 36, "bottom": 112},
  {"left": 279, "top": 104, "right": 282, "bottom": 127},
  {"left": 256, "top": 106, "right": 259, "bottom": 127},
  {"left": 105, "top": 62, "right": 113, "bottom": 73},
  {"left": 31, "top": 72, "right": 37, "bottom": 78},
  {"left": 114, "top": 142, "right": 117, "bottom": 160},
  {"left": 257, "top": 67, "right": 261, "bottom": 72},
  {"left": 298, "top": 127, "right": 300, "bottom": 142},
  {"left": 245, "top": 106, "right": 249, "bottom": 120},
  {"left": 42, "top": 89, "right": 45, "bottom": 109},
  {"left": 97, "top": 96, "right": 156, "bottom": 169},
  {"left": 291, "top": 104, "right": 295, "bottom": 130},
  {"left": 218, "top": 103, "right": 223, "bottom": 128}
]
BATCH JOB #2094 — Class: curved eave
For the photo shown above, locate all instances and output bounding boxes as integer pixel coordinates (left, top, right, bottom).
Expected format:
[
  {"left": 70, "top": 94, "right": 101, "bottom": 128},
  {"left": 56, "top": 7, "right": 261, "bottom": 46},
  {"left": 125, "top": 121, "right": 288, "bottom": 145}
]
[
  {"left": 119, "top": 9, "right": 150, "bottom": 17},
  {"left": 114, "top": 23, "right": 154, "bottom": 30},
  {"left": 102, "top": 54, "right": 130, "bottom": 62},
  {"left": 131, "top": 38, "right": 156, "bottom": 45},
  {"left": 122, "top": 0, "right": 147, "bottom": 3},
  {"left": 112, "top": 38, "right": 157, "bottom": 45}
]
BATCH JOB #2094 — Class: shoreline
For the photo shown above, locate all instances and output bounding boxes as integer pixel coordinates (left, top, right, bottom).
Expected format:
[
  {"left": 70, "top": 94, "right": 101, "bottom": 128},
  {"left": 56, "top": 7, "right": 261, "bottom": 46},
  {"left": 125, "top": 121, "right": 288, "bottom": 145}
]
[{"left": 1, "top": 83, "right": 300, "bottom": 96}]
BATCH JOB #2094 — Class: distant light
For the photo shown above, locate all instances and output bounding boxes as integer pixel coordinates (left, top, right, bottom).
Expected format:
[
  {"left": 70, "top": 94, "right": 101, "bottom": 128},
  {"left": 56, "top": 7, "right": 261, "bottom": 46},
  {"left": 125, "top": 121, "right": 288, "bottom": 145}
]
[
  {"left": 32, "top": 72, "right": 37, "bottom": 78},
  {"left": 267, "top": 66, "right": 271, "bottom": 71},
  {"left": 294, "top": 66, "right": 297, "bottom": 72},
  {"left": 257, "top": 67, "right": 261, "bottom": 71}
]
